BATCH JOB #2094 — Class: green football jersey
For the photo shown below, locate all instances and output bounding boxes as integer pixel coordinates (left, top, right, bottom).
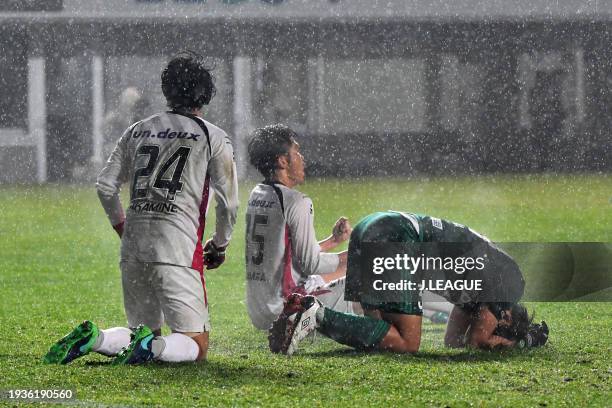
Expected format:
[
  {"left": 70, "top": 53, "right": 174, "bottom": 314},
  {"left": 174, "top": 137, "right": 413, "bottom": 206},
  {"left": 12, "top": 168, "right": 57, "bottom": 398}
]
[{"left": 350, "top": 211, "right": 421, "bottom": 244}]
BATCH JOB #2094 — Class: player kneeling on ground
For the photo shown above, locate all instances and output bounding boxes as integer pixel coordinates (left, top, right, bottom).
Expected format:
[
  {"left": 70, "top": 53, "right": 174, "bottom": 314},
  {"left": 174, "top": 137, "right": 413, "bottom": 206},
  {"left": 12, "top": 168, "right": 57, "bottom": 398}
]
[
  {"left": 269, "top": 211, "right": 548, "bottom": 355},
  {"left": 43, "top": 51, "right": 238, "bottom": 365}
]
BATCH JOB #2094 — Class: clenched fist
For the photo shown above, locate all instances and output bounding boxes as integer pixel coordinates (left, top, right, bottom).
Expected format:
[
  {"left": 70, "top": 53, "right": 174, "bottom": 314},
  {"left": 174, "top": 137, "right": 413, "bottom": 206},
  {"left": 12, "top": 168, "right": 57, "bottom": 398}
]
[{"left": 331, "top": 217, "right": 352, "bottom": 244}]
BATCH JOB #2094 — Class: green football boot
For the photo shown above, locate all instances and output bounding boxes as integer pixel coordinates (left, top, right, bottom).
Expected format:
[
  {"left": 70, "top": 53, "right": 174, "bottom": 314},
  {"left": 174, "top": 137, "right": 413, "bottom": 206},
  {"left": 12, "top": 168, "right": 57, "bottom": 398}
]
[
  {"left": 43, "top": 320, "right": 99, "bottom": 364},
  {"left": 112, "top": 325, "right": 155, "bottom": 365}
]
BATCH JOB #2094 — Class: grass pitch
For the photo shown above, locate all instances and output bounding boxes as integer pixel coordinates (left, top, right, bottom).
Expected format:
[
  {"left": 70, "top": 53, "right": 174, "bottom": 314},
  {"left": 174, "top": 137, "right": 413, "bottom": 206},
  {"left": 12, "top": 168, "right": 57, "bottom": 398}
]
[{"left": 0, "top": 174, "right": 610, "bottom": 407}]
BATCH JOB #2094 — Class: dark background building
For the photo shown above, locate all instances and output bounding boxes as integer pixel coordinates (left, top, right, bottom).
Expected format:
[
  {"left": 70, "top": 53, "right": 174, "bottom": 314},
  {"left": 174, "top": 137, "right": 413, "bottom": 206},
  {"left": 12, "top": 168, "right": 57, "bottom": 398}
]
[{"left": 0, "top": 0, "right": 610, "bottom": 182}]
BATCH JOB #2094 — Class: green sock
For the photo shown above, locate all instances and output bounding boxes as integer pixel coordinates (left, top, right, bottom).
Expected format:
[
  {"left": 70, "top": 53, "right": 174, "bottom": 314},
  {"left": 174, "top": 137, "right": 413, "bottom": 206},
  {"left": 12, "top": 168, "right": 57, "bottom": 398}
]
[{"left": 317, "top": 307, "right": 390, "bottom": 350}]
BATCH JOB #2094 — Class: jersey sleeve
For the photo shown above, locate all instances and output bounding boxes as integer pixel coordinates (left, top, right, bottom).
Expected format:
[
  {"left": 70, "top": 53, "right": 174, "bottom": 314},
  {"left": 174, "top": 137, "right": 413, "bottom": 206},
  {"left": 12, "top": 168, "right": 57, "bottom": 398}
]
[
  {"left": 95, "top": 125, "right": 133, "bottom": 227},
  {"left": 208, "top": 131, "right": 239, "bottom": 248},
  {"left": 286, "top": 195, "right": 339, "bottom": 277}
]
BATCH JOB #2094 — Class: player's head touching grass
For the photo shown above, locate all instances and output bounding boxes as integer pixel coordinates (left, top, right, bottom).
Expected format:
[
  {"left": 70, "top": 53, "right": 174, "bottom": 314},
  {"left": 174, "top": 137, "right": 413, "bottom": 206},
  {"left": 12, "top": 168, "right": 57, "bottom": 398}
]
[
  {"left": 248, "top": 124, "right": 300, "bottom": 182},
  {"left": 161, "top": 50, "right": 216, "bottom": 112},
  {"left": 494, "top": 303, "right": 533, "bottom": 341}
]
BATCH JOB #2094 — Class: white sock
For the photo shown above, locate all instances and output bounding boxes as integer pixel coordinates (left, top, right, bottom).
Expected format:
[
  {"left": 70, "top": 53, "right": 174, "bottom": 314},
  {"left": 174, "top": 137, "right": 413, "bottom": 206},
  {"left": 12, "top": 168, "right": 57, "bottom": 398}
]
[
  {"left": 153, "top": 333, "right": 200, "bottom": 362},
  {"left": 92, "top": 327, "right": 132, "bottom": 357}
]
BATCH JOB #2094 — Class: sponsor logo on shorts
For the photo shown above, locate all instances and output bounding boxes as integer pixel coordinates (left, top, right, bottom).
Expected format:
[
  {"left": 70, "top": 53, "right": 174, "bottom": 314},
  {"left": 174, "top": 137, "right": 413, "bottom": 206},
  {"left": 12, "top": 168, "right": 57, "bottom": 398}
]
[{"left": 301, "top": 317, "right": 311, "bottom": 330}]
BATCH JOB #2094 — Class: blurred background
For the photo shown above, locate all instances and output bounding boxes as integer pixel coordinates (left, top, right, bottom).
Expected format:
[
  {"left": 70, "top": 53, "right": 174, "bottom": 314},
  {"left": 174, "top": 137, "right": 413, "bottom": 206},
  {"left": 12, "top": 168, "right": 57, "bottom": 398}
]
[{"left": 0, "top": 0, "right": 610, "bottom": 183}]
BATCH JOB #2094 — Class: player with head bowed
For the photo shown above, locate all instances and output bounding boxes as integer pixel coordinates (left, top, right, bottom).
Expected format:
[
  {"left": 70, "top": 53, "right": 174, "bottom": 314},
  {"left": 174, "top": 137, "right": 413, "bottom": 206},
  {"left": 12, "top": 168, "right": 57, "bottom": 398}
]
[
  {"left": 44, "top": 51, "right": 238, "bottom": 365},
  {"left": 245, "top": 124, "right": 357, "bottom": 331},
  {"left": 269, "top": 211, "right": 549, "bottom": 355}
]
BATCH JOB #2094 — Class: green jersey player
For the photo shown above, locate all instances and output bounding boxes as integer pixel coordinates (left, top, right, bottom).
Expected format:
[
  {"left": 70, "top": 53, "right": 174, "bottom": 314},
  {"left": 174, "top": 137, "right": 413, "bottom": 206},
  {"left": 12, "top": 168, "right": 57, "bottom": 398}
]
[{"left": 270, "top": 211, "right": 548, "bottom": 355}]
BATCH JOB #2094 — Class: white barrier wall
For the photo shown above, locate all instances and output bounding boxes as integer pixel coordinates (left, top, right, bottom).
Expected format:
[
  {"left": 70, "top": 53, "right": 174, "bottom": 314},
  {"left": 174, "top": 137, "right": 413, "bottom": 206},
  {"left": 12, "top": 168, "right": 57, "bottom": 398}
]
[{"left": 28, "top": 57, "right": 46, "bottom": 183}]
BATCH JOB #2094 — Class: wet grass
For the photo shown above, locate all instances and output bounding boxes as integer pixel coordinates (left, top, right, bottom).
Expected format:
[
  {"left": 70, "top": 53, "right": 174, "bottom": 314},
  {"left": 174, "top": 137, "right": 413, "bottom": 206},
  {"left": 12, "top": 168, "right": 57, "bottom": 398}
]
[{"left": 0, "top": 174, "right": 610, "bottom": 407}]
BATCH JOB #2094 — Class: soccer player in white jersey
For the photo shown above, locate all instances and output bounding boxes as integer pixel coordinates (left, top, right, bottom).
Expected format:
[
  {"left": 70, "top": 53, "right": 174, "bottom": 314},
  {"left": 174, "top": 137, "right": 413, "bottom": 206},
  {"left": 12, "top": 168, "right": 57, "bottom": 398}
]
[
  {"left": 43, "top": 51, "right": 238, "bottom": 365},
  {"left": 245, "top": 124, "right": 356, "bottom": 330}
]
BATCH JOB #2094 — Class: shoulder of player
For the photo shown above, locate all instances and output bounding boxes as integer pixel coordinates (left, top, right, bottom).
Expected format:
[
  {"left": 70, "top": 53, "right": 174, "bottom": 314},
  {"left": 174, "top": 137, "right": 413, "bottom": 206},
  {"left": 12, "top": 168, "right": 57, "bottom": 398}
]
[
  {"left": 139, "top": 113, "right": 161, "bottom": 123},
  {"left": 131, "top": 112, "right": 166, "bottom": 127},
  {"left": 280, "top": 187, "right": 313, "bottom": 215},
  {"left": 120, "top": 117, "right": 146, "bottom": 141},
  {"left": 124, "top": 113, "right": 161, "bottom": 134},
  {"left": 199, "top": 119, "right": 231, "bottom": 144},
  {"left": 251, "top": 183, "right": 312, "bottom": 205}
]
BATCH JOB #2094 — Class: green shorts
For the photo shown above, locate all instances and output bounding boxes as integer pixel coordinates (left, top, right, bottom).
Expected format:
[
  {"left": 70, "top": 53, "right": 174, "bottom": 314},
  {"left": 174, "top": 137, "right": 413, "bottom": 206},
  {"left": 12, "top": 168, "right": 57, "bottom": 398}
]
[{"left": 361, "top": 301, "right": 423, "bottom": 315}]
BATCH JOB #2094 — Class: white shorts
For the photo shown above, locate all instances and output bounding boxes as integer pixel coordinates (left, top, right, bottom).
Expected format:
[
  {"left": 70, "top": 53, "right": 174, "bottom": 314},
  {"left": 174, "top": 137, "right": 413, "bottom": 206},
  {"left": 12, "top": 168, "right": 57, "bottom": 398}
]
[{"left": 120, "top": 262, "right": 210, "bottom": 333}]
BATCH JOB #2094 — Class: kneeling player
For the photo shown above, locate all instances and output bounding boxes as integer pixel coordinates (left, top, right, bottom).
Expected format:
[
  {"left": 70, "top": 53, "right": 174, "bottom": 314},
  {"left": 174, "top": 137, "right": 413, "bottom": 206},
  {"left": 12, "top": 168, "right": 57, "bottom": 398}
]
[
  {"left": 269, "top": 211, "right": 548, "bottom": 355},
  {"left": 43, "top": 52, "right": 238, "bottom": 365}
]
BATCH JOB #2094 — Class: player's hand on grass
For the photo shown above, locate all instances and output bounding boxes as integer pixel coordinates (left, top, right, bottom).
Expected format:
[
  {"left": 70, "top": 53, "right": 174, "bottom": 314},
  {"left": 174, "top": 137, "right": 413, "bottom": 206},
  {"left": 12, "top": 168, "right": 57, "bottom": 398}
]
[
  {"left": 332, "top": 217, "right": 352, "bottom": 244},
  {"left": 203, "top": 239, "right": 226, "bottom": 269},
  {"left": 518, "top": 321, "right": 549, "bottom": 348}
]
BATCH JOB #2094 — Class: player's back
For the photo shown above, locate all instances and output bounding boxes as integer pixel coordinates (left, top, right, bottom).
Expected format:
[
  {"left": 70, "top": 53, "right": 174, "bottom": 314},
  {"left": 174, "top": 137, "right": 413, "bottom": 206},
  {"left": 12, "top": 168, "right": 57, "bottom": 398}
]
[
  {"left": 119, "top": 111, "right": 224, "bottom": 267},
  {"left": 245, "top": 183, "right": 298, "bottom": 329}
]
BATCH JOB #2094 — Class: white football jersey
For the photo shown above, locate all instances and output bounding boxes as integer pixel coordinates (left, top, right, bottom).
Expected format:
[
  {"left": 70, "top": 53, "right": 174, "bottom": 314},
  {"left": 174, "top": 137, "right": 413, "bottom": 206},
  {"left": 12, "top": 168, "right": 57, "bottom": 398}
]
[
  {"left": 245, "top": 182, "right": 339, "bottom": 329},
  {"left": 96, "top": 111, "right": 238, "bottom": 272}
]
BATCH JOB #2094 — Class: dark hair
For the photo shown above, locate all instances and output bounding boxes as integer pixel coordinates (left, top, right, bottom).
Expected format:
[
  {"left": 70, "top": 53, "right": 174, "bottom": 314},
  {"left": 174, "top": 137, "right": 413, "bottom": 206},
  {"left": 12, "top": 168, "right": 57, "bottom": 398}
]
[
  {"left": 493, "top": 303, "right": 533, "bottom": 341},
  {"left": 248, "top": 124, "right": 297, "bottom": 180},
  {"left": 161, "top": 50, "right": 216, "bottom": 111}
]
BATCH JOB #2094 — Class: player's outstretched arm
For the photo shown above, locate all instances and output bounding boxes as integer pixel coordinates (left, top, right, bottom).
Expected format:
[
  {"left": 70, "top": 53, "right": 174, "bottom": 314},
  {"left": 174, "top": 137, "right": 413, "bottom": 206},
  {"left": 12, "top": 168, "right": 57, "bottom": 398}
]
[
  {"left": 319, "top": 251, "right": 347, "bottom": 283},
  {"left": 319, "top": 217, "right": 352, "bottom": 252}
]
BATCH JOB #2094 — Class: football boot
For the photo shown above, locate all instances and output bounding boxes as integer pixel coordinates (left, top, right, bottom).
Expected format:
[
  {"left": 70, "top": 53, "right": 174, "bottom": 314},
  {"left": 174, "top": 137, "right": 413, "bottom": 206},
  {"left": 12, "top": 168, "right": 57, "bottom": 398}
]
[
  {"left": 269, "top": 293, "right": 321, "bottom": 356},
  {"left": 112, "top": 325, "right": 155, "bottom": 365},
  {"left": 43, "top": 320, "right": 99, "bottom": 364}
]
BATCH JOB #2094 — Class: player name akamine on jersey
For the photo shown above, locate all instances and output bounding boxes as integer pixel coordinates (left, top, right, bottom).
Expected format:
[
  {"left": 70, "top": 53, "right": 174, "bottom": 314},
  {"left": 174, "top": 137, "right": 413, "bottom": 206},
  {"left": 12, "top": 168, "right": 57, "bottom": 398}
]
[
  {"left": 131, "top": 128, "right": 202, "bottom": 141},
  {"left": 129, "top": 200, "right": 179, "bottom": 215}
]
